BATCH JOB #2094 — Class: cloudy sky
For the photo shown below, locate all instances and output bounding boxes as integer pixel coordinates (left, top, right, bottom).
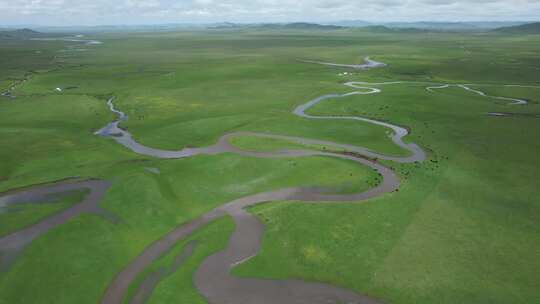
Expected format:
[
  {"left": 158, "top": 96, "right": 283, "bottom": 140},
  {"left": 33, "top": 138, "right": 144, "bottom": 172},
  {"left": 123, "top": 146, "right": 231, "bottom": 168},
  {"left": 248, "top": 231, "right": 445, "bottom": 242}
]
[{"left": 1, "top": 0, "right": 539, "bottom": 26}]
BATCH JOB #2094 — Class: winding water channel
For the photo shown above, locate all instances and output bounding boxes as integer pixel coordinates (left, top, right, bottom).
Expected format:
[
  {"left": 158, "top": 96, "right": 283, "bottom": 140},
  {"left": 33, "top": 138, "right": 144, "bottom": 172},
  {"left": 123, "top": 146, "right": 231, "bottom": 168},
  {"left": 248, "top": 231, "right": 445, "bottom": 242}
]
[
  {"left": 300, "top": 57, "right": 387, "bottom": 69},
  {"left": 98, "top": 61, "right": 426, "bottom": 304},
  {"left": 98, "top": 63, "right": 534, "bottom": 302},
  {"left": 427, "top": 84, "right": 529, "bottom": 105},
  {"left": 0, "top": 179, "right": 111, "bottom": 271},
  {"left": 0, "top": 53, "right": 534, "bottom": 303}
]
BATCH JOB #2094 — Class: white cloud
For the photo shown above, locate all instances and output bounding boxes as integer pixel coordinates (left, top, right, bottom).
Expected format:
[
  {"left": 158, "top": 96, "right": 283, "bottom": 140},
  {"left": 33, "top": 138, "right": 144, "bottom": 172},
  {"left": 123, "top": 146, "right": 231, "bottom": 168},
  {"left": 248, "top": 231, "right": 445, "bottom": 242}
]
[{"left": 0, "top": 0, "right": 539, "bottom": 25}]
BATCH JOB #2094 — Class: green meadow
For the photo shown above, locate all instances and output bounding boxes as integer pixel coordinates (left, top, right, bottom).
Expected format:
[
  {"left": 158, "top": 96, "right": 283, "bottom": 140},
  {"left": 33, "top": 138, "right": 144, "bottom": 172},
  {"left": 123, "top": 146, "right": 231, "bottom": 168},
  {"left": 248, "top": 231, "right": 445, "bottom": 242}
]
[{"left": 1, "top": 28, "right": 539, "bottom": 303}]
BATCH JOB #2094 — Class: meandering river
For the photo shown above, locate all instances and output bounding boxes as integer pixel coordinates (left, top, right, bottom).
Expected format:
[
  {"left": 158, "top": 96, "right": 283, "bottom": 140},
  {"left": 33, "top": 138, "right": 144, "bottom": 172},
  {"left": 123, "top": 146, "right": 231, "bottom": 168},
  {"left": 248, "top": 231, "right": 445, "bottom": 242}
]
[
  {"left": 98, "top": 59, "right": 424, "bottom": 304},
  {"left": 0, "top": 54, "right": 533, "bottom": 304}
]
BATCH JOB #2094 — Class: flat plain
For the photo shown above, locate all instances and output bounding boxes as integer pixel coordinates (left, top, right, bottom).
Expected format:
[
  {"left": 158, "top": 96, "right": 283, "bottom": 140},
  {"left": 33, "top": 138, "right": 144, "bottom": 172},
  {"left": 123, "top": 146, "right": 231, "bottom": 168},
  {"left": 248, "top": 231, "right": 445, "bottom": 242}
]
[{"left": 1, "top": 28, "right": 539, "bottom": 304}]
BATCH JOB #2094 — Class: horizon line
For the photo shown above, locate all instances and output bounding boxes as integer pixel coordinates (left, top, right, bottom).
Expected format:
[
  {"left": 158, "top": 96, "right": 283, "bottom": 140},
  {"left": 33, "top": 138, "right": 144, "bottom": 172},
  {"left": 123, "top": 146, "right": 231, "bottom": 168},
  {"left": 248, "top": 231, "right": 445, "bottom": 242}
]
[{"left": 1, "top": 19, "right": 539, "bottom": 28}]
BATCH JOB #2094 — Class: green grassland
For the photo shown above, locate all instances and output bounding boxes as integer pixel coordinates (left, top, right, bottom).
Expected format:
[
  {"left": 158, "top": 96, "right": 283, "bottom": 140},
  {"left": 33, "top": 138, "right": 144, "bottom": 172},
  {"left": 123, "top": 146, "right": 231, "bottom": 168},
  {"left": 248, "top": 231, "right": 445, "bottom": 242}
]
[
  {"left": 1, "top": 28, "right": 539, "bottom": 304},
  {"left": 229, "top": 134, "right": 357, "bottom": 154},
  {"left": 0, "top": 189, "right": 87, "bottom": 237},
  {"left": 125, "top": 217, "right": 235, "bottom": 304}
]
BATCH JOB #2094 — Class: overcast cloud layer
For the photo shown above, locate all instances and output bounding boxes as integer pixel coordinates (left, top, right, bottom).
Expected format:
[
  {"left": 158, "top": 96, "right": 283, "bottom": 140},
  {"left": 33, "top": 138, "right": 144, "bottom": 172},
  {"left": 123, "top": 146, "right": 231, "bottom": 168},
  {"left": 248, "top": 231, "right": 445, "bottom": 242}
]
[{"left": 1, "top": 0, "right": 539, "bottom": 26}]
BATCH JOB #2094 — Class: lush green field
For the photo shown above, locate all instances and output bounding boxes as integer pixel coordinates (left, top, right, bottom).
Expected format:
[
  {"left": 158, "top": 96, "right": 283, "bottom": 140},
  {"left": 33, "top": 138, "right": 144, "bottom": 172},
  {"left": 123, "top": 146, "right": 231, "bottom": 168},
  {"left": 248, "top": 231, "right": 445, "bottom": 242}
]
[
  {"left": 0, "top": 189, "right": 87, "bottom": 237},
  {"left": 1, "top": 28, "right": 539, "bottom": 304}
]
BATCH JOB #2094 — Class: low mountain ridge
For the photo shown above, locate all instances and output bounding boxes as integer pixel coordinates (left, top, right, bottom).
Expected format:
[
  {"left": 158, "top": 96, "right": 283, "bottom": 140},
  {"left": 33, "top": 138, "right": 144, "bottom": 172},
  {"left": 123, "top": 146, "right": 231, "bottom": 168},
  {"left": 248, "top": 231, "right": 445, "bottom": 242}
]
[
  {"left": 0, "top": 28, "right": 48, "bottom": 39},
  {"left": 210, "top": 22, "right": 343, "bottom": 30},
  {"left": 494, "top": 22, "right": 540, "bottom": 34}
]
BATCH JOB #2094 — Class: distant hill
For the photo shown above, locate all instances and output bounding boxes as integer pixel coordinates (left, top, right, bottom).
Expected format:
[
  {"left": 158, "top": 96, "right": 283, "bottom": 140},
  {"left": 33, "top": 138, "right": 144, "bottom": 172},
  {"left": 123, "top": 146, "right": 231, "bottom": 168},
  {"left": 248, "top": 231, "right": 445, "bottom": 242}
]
[
  {"left": 192, "top": 21, "right": 532, "bottom": 32},
  {"left": 358, "top": 25, "right": 387, "bottom": 31},
  {"left": 325, "top": 20, "right": 371, "bottom": 27},
  {"left": 282, "top": 22, "right": 343, "bottom": 30},
  {"left": 210, "top": 22, "right": 343, "bottom": 30},
  {"left": 0, "top": 28, "right": 48, "bottom": 39},
  {"left": 361, "top": 25, "right": 428, "bottom": 33},
  {"left": 385, "top": 22, "right": 478, "bottom": 30},
  {"left": 5, "top": 21, "right": 534, "bottom": 35},
  {"left": 209, "top": 22, "right": 238, "bottom": 29},
  {"left": 494, "top": 22, "right": 540, "bottom": 34},
  {"left": 324, "top": 20, "right": 528, "bottom": 31},
  {"left": 464, "top": 21, "right": 528, "bottom": 29}
]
